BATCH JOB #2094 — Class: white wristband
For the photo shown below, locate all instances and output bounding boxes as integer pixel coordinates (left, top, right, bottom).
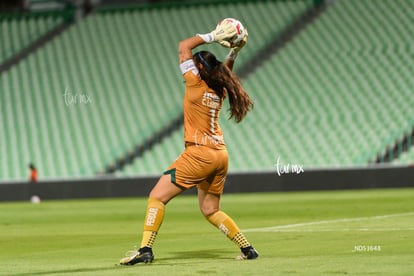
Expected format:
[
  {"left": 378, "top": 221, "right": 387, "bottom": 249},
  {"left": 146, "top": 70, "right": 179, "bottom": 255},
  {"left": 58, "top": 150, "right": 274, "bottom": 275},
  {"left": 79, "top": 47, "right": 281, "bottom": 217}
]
[
  {"left": 226, "top": 49, "right": 238, "bottom": 61},
  {"left": 197, "top": 33, "right": 214, "bottom": 43}
]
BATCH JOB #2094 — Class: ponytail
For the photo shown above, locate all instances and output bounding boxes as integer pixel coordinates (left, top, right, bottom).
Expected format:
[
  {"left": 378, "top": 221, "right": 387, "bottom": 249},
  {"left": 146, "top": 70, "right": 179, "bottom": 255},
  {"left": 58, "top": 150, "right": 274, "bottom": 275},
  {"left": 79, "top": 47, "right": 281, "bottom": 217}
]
[{"left": 195, "top": 51, "right": 253, "bottom": 123}]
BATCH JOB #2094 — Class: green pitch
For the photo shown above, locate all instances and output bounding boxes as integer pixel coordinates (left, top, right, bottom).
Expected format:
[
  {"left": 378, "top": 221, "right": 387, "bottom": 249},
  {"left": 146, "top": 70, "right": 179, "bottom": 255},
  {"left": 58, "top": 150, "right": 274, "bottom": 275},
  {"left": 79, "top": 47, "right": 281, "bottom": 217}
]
[{"left": 1, "top": 188, "right": 413, "bottom": 275}]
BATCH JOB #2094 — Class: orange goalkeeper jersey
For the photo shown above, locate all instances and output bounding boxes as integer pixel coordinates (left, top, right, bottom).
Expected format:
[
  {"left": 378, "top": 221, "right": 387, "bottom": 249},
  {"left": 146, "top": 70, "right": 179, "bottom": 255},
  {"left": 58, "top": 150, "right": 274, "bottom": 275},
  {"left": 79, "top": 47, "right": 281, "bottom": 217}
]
[{"left": 180, "top": 59, "right": 226, "bottom": 150}]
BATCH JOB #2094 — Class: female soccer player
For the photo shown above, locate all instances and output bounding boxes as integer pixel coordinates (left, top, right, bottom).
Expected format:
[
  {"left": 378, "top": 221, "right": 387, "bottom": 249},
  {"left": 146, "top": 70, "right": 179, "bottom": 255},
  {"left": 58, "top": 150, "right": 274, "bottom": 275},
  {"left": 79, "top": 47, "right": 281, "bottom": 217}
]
[{"left": 120, "top": 21, "right": 258, "bottom": 265}]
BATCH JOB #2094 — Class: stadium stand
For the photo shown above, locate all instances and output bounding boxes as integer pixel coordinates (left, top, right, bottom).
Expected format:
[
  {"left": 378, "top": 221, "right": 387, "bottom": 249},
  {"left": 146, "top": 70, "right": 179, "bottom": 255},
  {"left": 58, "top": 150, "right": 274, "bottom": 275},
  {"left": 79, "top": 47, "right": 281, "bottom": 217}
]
[
  {"left": 1, "top": 0, "right": 311, "bottom": 180},
  {"left": 394, "top": 147, "right": 414, "bottom": 165},
  {"left": 106, "top": 0, "right": 313, "bottom": 176},
  {"left": 0, "top": 11, "right": 69, "bottom": 64},
  {"left": 223, "top": 0, "right": 414, "bottom": 170},
  {"left": 122, "top": 0, "right": 414, "bottom": 174},
  {"left": 2, "top": 0, "right": 413, "bottom": 180}
]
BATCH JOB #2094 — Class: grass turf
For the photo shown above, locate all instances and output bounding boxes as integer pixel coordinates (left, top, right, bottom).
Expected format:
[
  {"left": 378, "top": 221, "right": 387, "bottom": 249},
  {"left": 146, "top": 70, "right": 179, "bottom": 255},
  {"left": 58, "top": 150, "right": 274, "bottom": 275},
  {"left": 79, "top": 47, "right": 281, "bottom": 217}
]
[{"left": 0, "top": 188, "right": 413, "bottom": 275}]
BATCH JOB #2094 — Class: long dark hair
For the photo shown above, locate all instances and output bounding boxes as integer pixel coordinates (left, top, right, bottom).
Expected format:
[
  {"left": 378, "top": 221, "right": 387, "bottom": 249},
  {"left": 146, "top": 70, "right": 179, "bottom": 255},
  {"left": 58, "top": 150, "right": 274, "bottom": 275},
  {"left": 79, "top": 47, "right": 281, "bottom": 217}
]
[{"left": 194, "top": 51, "right": 253, "bottom": 123}]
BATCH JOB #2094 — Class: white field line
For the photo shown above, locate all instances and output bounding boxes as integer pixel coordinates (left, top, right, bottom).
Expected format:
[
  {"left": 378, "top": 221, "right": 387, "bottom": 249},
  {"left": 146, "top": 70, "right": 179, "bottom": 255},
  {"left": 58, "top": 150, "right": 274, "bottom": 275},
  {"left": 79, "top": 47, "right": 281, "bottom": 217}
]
[
  {"left": 244, "top": 228, "right": 414, "bottom": 233},
  {"left": 242, "top": 212, "right": 414, "bottom": 233}
]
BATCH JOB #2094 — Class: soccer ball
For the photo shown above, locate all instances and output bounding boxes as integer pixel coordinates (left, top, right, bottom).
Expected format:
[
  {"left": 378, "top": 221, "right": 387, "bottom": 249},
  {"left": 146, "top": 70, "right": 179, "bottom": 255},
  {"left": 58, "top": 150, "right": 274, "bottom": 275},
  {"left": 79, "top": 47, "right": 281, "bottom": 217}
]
[
  {"left": 30, "top": 195, "right": 41, "bottom": 204},
  {"left": 217, "top": 18, "right": 246, "bottom": 47}
]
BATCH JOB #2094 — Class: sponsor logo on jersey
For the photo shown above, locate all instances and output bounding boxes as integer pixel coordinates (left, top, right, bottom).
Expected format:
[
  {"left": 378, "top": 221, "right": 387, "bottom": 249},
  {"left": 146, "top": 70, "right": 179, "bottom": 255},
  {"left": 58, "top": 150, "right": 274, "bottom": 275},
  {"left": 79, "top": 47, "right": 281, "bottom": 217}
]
[{"left": 202, "top": 91, "right": 221, "bottom": 109}]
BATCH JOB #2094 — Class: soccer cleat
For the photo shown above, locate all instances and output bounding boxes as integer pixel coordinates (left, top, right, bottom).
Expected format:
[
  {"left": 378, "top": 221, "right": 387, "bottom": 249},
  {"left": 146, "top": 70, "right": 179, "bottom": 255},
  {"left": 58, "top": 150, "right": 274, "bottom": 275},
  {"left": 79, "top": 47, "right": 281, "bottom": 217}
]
[
  {"left": 236, "top": 246, "right": 259, "bottom": 260},
  {"left": 119, "top": 247, "right": 154, "bottom": 265}
]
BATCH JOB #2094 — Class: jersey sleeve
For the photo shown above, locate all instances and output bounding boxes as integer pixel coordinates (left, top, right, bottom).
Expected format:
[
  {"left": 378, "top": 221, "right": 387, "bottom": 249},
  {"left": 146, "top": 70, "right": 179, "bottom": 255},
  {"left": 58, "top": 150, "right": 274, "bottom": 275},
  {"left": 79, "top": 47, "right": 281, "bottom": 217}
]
[{"left": 180, "top": 59, "right": 201, "bottom": 86}]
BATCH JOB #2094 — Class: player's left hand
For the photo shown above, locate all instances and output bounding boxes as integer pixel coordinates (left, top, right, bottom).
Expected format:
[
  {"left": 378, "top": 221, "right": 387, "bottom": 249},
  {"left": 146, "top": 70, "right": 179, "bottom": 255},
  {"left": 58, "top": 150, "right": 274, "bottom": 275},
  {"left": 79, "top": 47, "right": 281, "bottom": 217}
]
[
  {"left": 225, "top": 29, "right": 248, "bottom": 60},
  {"left": 232, "top": 28, "right": 248, "bottom": 53}
]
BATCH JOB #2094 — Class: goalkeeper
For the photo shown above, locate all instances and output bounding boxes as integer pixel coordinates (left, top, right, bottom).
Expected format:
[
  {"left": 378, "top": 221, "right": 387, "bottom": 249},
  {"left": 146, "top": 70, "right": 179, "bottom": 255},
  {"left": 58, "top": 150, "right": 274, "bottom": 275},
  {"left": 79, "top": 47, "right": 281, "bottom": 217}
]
[{"left": 120, "top": 20, "right": 258, "bottom": 265}]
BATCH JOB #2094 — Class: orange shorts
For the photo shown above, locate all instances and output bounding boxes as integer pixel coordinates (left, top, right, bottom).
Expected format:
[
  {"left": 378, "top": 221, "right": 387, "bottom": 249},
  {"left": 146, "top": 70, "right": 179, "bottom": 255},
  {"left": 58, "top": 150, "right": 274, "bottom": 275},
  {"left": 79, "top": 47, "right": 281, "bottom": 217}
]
[{"left": 163, "top": 144, "right": 228, "bottom": 195}]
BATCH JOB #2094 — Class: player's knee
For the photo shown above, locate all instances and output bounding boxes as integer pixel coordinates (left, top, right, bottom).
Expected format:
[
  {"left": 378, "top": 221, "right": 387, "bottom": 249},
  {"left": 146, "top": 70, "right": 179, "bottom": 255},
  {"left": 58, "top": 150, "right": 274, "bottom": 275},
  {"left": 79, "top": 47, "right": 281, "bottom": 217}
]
[{"left": 200, "top": 205, "right": 219, "bottom": 217}]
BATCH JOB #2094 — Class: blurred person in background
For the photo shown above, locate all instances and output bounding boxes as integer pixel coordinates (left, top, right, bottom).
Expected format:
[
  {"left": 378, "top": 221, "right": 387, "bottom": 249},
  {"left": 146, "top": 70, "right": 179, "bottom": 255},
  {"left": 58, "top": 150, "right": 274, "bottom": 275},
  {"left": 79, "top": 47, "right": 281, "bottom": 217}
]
[{"left": 29, "top": 163, "right": 38, "bottom": 183}]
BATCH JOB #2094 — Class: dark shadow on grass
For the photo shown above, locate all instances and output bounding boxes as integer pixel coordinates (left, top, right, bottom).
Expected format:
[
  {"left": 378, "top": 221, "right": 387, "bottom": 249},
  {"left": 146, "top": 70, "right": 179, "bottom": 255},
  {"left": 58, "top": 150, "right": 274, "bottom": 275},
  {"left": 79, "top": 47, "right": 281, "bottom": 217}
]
[
  {"left": 156, "top": 248, "right": 234, "bottom": 262},
  {"left": 11, "top": 249, "right": 235, "bottom": 274}
]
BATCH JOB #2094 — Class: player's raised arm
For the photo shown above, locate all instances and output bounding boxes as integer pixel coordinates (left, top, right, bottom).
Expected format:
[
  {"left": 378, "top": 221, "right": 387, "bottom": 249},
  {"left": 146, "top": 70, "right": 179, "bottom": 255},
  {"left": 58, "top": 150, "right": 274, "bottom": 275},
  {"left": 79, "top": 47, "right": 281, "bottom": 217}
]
[
  {"left": 178, "top": 21, "right": 237, "bottom": 64},
  {"left": 224, "top": 29, "right": 248, "bottom": 71},
  {"left": 178, "top": 36, "right": 205, "bottom": 64}
]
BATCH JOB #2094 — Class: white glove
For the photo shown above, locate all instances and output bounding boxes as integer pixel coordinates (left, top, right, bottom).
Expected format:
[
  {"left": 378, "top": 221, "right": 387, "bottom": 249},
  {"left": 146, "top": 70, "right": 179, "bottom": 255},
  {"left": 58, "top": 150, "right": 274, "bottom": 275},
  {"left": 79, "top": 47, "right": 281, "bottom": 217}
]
[
  {"left": 226, "top": 28, "right": 248, "bottom": 60},
  {"left": 197, "top": 20, "right": 237, "bottom": 46}
]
